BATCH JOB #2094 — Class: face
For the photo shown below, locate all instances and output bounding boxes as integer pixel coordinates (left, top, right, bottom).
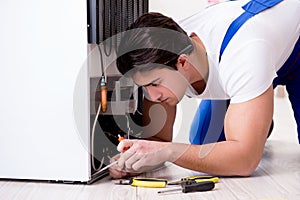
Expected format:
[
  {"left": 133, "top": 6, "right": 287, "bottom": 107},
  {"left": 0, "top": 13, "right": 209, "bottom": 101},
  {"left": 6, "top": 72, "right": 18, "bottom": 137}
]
[{"left": 132, "top": 68, "right": 189, "bottom": 106}]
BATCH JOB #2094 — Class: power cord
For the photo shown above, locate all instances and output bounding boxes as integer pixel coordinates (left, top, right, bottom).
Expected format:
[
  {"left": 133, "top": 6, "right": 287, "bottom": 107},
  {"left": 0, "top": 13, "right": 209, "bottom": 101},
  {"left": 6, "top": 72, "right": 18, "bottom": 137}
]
[{"left": 91, "top": 102, "right": 103, "bottom": 171}]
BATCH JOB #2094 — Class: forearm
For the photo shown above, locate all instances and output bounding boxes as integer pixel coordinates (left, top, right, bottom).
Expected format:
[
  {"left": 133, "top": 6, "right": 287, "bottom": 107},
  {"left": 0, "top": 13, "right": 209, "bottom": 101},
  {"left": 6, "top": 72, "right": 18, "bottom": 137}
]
[
  {"left": 146, "top": 135, "right": 171, "bottom": 142},
  {"left": 170, "top": 87, "right": 273, "bottom": 176},
  {"left": 169, "top": 141, "right": 262, "bottom": 176}
]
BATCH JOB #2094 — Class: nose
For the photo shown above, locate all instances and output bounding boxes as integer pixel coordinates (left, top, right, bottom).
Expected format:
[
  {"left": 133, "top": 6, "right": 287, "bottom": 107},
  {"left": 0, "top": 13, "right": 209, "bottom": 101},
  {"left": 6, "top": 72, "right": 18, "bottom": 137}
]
[{"left": 145, "top": 86, "right": 162, "bottom": 102}]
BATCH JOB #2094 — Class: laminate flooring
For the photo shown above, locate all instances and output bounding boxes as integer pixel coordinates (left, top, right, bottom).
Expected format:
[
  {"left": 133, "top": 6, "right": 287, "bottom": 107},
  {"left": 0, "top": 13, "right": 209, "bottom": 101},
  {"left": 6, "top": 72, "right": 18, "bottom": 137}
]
[{"left": 0, "top": 96, "right": 299, "bottom": 200}]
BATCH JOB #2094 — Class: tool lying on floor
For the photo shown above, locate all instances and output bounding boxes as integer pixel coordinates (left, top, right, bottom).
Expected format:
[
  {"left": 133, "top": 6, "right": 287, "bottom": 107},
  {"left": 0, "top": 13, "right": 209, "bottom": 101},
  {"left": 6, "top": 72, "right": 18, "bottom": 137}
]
[
  {"left": 158, "top": 180, "right": 215, "bottom": 194},
  {"left": 157, "top": 175, "right": 219, "bottom": 194},
  {"left": 116, "top": 178, "right": 168, "bottom": 188},
  {"left": 168, "top": 175, "right": 219, "bottom": 185}
]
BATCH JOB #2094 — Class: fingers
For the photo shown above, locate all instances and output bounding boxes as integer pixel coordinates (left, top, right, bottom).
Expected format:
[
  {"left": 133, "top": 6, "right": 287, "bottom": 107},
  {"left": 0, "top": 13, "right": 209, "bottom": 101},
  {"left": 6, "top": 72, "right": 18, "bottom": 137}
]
[
  {"left": 109, "top": 166, "right": 127, "bottom": 179},
  {"left": 117, "top": 140, "right": 145, "bottom": 171},
  {"left": 116, "top": 139, "right": 167, "bottom": 173},
  {"left": 109, "top": 154, "right": 127, "bottom": 179},
  {"left": 109, "top": 155, "right": 142, "bottom": 179},
  {"left": 117, "top": 139, "right": 134, "bottom": 152},
  {"left": 131, "top": 159, "right": 144, "bottom": 171},
  {"left": 123, "top": 153, "right": 142, "bottom": 170},
  {"left": 117, "top": 145, "right": 136, "bottom": 168},
  {"left": 117, "top": 139, "right": 137, "bottom": 169},
  {"left": 109, "top": 167, "right": 141, "bottom": 179}
]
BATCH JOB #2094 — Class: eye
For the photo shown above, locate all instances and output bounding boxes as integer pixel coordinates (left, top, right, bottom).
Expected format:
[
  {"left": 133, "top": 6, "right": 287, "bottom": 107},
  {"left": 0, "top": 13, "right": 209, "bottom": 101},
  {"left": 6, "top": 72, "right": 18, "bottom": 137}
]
[{"left": 143, "top": 78, "right": 161, "bottom": 87}]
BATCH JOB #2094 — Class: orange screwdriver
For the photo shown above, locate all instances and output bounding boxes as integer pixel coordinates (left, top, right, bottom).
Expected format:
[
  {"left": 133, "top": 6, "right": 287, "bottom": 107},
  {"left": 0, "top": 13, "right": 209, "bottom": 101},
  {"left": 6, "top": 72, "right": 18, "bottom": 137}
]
[{"left": 118, "top": 135, "right": 130, "bottom": 151}]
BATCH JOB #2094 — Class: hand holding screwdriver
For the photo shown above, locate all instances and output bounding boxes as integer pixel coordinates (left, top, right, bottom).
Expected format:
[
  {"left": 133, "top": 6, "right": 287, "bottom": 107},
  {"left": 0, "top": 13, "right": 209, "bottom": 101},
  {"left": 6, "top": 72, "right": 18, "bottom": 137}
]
[
  {"left": 109, "top": 136, "right": 140, "bottom": 179},
  {"left": 99, "top": 135, "right": 130, "bottom": 173},
  {"left": 116, "top": 139, "right": 172, "bottom": 173}
]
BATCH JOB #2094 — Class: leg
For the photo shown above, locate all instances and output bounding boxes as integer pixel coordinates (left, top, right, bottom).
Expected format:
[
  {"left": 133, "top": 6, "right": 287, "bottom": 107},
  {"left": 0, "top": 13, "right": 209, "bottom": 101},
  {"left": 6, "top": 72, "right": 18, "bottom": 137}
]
[
  {"left": 273, "top": 36, "right": 300, "bottom": 142},
  {"left": 286, "top": 84, "right": 300, "bottom": 142},
  {"left": 267, "top": 120, "right": 274, "bottom": 139},
  {"left": 189, "top": 100, "right": 228, "bottom": 145}
]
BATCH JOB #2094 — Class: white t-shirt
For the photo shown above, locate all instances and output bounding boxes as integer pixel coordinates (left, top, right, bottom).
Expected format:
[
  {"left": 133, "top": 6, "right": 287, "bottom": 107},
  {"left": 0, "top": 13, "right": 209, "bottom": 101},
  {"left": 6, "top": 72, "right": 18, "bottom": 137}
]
[{"left": 179, "top": 0, "right": 300, "bottom": 103}]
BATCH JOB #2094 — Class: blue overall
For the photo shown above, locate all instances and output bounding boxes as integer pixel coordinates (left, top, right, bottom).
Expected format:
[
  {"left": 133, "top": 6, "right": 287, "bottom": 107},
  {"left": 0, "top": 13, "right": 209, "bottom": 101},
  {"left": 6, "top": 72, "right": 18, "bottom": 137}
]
[{"left": 190, "top": 0, "right": 300, "bottom": 144}]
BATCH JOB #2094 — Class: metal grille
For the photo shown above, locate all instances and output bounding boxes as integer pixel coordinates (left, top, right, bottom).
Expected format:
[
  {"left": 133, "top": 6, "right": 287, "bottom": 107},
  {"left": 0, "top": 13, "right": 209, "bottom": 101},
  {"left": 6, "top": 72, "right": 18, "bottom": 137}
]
[{"left": 87, "top": 0, "right": 148, "bottom": 44}]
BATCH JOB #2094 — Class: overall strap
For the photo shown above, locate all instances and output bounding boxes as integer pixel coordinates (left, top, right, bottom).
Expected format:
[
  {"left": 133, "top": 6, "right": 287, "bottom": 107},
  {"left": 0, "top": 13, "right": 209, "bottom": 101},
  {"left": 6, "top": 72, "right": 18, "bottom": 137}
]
[{"left": 219, "top": 0, "right": 283, "bottom": 62}]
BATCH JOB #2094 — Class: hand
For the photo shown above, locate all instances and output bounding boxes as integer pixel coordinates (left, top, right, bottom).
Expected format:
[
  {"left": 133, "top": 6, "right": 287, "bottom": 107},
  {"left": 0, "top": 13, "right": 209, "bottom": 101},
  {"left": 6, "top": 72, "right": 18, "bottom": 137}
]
[
  {"left": 116, "top": 139, "right": 172, "bottom": 173},
  {"left": 108, "top": 154, "right": 140, "bottom": 179}
]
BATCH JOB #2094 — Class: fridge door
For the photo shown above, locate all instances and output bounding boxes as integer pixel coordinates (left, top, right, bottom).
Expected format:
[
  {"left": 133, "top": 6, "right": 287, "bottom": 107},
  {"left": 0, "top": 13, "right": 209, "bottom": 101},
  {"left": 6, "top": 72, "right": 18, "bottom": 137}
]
[{"left": 0, "top": 0, "right": 91, "bottom": 182}]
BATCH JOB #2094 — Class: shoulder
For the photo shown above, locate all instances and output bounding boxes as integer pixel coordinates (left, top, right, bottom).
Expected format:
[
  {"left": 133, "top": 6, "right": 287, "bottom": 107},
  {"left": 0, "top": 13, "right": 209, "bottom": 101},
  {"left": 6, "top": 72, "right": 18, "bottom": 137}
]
[{"left": 219, "top": 40, "right": 277, "bottom": 103}]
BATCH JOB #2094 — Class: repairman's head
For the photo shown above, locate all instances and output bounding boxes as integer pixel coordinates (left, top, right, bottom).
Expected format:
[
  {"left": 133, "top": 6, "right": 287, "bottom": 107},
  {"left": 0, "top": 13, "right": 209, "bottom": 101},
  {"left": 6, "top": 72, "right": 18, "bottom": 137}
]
[{"left": 116, "top": 12, "right": 194, "bottom": 105}]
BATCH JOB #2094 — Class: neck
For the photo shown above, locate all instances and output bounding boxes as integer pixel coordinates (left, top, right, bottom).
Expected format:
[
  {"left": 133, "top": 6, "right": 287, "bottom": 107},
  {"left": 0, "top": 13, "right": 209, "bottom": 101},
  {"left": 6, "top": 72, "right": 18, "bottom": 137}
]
[{"left": 187, "top": 36, "right": 209, "bottom": 94}]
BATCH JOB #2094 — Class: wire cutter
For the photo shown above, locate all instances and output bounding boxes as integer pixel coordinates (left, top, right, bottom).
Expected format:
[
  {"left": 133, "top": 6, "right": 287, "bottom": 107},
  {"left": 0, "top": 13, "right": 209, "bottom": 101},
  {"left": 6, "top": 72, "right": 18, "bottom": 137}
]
[
  {"left": 115, "top": 178, "right": 168, "bottom": 188},
  {"left": 168, "top": 175, "right": 219, "bottom": 185}
]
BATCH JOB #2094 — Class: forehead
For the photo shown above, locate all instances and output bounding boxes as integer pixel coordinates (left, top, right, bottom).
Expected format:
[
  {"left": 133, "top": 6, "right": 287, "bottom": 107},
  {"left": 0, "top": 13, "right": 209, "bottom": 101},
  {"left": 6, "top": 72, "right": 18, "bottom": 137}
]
[{"left": 132, "top": 68, "right": 176, "bottom": 86}]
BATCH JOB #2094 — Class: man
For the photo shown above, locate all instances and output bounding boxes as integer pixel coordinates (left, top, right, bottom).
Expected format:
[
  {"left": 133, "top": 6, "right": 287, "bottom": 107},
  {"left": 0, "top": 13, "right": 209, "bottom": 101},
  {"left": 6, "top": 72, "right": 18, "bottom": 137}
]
[{"left": 109, "top": 0, "right": 300, "bottom": 178}]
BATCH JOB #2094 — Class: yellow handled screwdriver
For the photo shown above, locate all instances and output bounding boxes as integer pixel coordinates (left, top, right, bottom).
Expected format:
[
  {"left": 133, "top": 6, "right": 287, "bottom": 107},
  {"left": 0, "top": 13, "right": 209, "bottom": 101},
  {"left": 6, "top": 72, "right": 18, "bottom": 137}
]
[{"left": 116, "top": 178, "right": 168, "bottom": 188}]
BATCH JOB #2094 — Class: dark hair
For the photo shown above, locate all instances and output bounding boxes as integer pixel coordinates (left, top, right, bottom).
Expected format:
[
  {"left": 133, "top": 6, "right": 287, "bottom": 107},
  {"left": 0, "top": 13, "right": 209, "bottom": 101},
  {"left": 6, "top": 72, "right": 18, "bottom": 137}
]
[{"left": 116, "top": 12, "right": 193, "bottom": 75}]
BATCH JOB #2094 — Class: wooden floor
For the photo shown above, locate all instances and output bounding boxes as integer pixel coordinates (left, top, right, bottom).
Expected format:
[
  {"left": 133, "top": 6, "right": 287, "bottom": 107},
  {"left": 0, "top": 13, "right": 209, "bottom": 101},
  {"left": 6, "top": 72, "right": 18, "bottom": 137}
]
[{"left": 1, "top": 96, "right": 299, "bottom": 200}]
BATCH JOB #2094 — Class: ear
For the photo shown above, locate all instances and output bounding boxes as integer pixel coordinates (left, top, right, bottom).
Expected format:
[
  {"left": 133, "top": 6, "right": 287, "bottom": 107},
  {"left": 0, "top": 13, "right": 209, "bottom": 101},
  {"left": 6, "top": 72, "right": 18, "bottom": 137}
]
[{"left": 176, "top": 54, "right": 189, "bottom": 71}]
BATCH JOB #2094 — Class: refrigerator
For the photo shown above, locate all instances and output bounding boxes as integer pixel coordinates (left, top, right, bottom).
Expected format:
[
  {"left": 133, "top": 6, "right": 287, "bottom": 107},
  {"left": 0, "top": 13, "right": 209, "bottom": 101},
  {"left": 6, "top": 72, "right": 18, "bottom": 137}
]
[{"left": 0, "top": 0, "right": 147, "bottom": 184}]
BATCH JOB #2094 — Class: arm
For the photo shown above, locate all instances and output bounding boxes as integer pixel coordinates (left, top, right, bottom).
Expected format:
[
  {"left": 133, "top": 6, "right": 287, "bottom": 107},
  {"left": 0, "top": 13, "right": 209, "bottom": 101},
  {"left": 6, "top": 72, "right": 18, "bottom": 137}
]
[
  {"left": 172, "top": 86, "right": 274, "bottom": 176},
  {"left": 118, "top": 86, "right": 274, "bottom": 176}
]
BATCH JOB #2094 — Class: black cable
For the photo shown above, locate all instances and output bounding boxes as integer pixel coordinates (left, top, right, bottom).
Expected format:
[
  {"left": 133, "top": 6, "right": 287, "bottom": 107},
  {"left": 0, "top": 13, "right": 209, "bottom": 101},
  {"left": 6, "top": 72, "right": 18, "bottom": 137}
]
[{"left": 97, "top": 44, "right": 104, "bottom": 76}]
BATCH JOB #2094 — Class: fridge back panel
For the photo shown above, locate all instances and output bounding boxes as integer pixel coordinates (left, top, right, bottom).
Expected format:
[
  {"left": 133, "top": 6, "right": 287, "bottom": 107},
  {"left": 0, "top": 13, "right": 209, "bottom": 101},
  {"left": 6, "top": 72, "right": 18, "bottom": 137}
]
[{"left": 87, "top": 0, "right": 148, "bottom": 179}]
